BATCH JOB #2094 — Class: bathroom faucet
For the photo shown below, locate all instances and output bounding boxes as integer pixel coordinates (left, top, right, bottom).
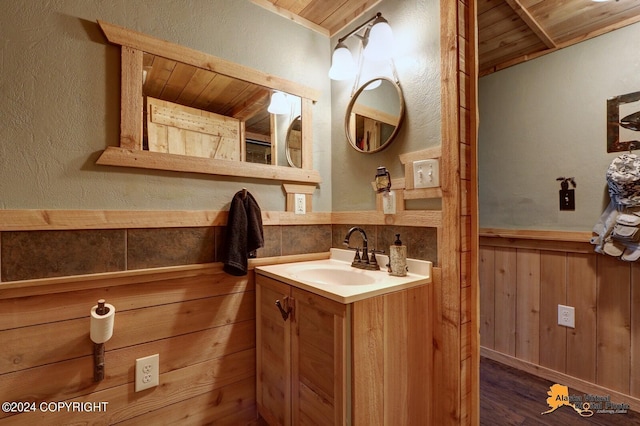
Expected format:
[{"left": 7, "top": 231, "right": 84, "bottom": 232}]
[{"left": 343, "top": 227, "right": 379, "bottom": 270}]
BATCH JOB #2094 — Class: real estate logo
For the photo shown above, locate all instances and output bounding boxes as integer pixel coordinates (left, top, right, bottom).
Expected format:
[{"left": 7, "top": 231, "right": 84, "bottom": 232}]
[{"left": 541, "top": 384, "right": 630, "bottom": 417}]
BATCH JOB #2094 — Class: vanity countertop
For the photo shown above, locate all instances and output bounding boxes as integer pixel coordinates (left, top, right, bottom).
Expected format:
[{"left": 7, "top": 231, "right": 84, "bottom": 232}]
[{"left": 255, "top": 248, "right": 431, "bottom": 304}]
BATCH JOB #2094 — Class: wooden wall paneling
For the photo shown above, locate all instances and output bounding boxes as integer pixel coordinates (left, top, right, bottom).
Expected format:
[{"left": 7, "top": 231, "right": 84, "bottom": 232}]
[
  {"left": 1, "top": 291, "right": 254, "bottom": 375},
  {"left": 632, "top": 263, "right": 640, "bottom": 397},
  {"left": 0, "top": 320, "right": 255, "bottom": 407},
  {"left": 0, "top": 268, "right": 257, "bottom": 425},
  {"left": 493, "top": 247, "right": 517, "bottom": 355},
  {"left": 3, "top": 349, "right": 256, "bottom": 424},
  {"left": 565, "top": 252, "right": 597, "bottom": 383},
  {"left": 538, "top": 250, "right": 567, "bottom": 373},
  {"left": 479, "top": 246, "right": 495, "bottom": 349},
  {"left": 515, "top": 249, "right": 540, "bottom": 363},
  {"left": 596, "top": 255, "right": 631, "bottom": 394},
  {"left": 116, "top": 377, "right": 256, "bottom": 425},
  {"left": 0, "top": 271, "right": 252, "bottom": 331}
]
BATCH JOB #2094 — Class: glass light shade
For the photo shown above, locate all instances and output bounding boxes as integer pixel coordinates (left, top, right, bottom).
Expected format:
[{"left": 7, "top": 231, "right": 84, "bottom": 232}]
[
  {"left": 363, "top": 20, "right": 394, "bottom": 61},
  {"left": 329, "top": 43, "right": 357, "bottom": 80},
  {"left": 268, "top": 91, "right": 289, "bottom": 115}
]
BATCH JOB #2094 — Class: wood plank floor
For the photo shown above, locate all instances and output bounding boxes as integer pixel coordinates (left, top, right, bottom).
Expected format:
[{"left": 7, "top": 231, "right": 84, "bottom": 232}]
[{"left": 481, "top": 357, "right": 640, "bottom": 425}]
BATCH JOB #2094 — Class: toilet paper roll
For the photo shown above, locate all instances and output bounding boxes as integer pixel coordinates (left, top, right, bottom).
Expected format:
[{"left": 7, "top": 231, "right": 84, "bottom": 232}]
[{"left": 90, "top": 303, "right": 116, "bottom": 344}]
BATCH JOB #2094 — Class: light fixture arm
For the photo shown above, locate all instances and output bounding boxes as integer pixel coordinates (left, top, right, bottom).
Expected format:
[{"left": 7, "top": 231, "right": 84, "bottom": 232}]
[{"left": 336, "top": 12, "right": 383, "bottom": 45}]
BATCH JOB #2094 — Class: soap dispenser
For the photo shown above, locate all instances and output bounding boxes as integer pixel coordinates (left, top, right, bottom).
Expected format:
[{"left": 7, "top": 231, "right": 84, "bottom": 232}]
[{"left": 388, "top": 234, "right": 408, "bottom": 277}]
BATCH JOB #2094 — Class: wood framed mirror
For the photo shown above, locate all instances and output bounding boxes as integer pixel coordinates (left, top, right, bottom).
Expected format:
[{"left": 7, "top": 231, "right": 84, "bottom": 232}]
[
  {"left": 95, "top": 20, "right": 321, "bottom": 184},
  {"left": 285, "top": 115, "right": 302, "bottom": 168},
  {"left": 345, "top": 77, "right": 405, "bottom": 153}
]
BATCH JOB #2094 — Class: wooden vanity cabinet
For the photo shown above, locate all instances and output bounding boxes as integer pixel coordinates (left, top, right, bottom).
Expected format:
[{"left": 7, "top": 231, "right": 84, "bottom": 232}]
[
  {"left": 256, "top": 273, "right": 432, "bottom": 425},
  {"left": 257, "top": 275, "right": 347, "bottom": 425}
]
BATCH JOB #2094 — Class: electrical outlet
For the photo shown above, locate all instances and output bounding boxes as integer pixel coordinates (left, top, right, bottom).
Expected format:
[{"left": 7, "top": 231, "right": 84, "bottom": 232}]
[
  {"left": 558, "top": 305, "right": 575, "bottom": 328},
  {"left": 294, "top": 193, "right": 306, "bottom": 215},
  {"left": 414, "top": 159, "right": 439, "bottom": 189},
  {"left": 383, "top": 190, "right": 396, "bottom": 215},
  {"left": 135, "top": 354, "right": 159, "bottom": 392}
]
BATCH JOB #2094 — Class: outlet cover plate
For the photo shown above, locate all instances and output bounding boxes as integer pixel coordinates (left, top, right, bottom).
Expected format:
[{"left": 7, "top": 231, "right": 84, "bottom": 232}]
[
  {"left": 294, "top": 193, "right": 306, "bottom": 215},
  {"left": 558, "top": 304, "right": 575, "bottom": 328},
  {"left": 135, "top": 354, "right": 159, "bottom": 392},
  {"left": 383, "top": 190, "right": 396, "bottom": 215},
  {"left": 414, "top": 159, "right": 439, "bottom": 189}
]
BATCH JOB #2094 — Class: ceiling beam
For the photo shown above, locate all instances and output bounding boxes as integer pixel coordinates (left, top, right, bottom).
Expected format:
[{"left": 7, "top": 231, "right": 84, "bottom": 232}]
[
  {"left": 504, "top": 0, "right": 556, "bottom": 49},
  {"left": 480, "top": 11, "right": 640, "bottom": 76}
]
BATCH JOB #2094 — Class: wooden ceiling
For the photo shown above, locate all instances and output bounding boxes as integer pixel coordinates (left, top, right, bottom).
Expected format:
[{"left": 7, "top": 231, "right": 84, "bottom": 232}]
[
  {"left": 253, "top": 0, "right": 640, "bottom": 76},
  {"left": 478, "top": 0, "right": 640, "bottom": 76},
  {"left": 143, "top": 53, "right": 273, "bottom": 138}
]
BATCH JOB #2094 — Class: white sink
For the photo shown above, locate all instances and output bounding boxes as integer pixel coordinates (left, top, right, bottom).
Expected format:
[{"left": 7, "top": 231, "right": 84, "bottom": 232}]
[
  {"left": 255, "top": 248, "right": 431, "bottom": 303},
  {"left": 288, "top": 263, "right": 378, "bottom": 286}
]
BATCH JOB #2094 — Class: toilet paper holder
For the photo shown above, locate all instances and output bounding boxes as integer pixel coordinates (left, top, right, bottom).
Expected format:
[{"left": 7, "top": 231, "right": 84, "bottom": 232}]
[{"left": 90, "top": 299, "right": 115, "bottom": 382}]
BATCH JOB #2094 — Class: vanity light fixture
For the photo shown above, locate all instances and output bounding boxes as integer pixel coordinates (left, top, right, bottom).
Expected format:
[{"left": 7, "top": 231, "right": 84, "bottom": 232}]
[
  {"left": 363, "top": 14, "right": 394, "bottom": 61},
  {"left": 328, "top": 42, "right": 357, "bottom": 80},
  {"left": 328, "top": 12, "right": 396, "bottom": 89},
  {"left": 375, "top": 166, "right": 392, "bottom": 193},
  {"left": 268, "top": 91, "right": 289, "bottom": 115}
]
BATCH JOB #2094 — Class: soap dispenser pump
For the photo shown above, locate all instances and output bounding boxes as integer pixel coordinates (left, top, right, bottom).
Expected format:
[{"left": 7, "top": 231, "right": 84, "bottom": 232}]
[{"left": 388, "top": 234, "right": 408, "bottom": 277}]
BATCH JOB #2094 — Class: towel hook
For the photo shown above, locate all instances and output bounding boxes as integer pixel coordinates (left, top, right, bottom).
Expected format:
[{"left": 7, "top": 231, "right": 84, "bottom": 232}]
[{"left": 241, "top": 188, "right": 247, "bottom": 199}]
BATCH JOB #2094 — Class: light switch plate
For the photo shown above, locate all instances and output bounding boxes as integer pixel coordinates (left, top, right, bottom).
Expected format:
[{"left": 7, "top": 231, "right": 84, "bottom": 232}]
[
  {"left": 414, "top": 159, "right": 439, "bottom": 189},
  {"left": 294, "top": 193, "right": 306, "bottom": 215}
]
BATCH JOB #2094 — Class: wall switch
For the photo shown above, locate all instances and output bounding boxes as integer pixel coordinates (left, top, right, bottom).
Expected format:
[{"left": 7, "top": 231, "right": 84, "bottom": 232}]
[
  {"left": 294, "top": 193, "right": 306, "bottom": 215},
  {"left": 135, "top": 354, "right": 159, "bottom": 392},
  {"left": 383, "top": 190, "right": 396, "bottom": 215},
  {"left": 414, "top": 159, "right": 439, "bottom": 189},
  {"left": 558, "top": 305, "right": 575, "bottom": 328},
  {"left": 559, "top": 189, "right": 575, "bottom": 211}
]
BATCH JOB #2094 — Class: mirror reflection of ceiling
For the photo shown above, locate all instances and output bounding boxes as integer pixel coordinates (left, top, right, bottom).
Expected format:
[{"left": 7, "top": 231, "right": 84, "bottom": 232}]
[
  {"left": 143, "top": 53, "right": 272, "bottom": 138},
  {"left": 253, "top": 0, "right": 640, "bottom": 76}
]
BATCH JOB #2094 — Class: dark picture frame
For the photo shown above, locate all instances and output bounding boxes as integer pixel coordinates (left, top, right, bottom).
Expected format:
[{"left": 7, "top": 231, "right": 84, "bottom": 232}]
[{"left": 607, "top": 90, "right": 640, "bottom": 153}]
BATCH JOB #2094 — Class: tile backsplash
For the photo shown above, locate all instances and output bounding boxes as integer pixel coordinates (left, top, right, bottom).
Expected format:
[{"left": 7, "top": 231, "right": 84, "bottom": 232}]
[{"left": 0, "top": 224, "right": 436, "bottom": 282}]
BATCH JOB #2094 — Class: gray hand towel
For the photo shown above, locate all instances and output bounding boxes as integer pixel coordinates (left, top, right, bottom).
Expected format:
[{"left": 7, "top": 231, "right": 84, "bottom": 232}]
[{"left": 223, "top": 190, "right": 264, "bottom": 276}]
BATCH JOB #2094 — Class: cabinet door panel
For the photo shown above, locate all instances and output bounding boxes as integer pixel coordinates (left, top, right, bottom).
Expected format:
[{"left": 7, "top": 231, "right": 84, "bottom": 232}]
[
  {"left": 292, "top": 287, "right": 347, "bottom": 426},
  {"left": 298, "top": 381, "right": 335, "bottom": 425},
  {"left": 257, "top": 277, "right": 292, "bottom": 425}
]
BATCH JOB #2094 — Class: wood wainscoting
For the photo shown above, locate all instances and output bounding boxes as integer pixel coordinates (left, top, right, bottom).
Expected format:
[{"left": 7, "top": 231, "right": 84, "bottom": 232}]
[
  {"left": 480, "top": 229, "right": 640, "bottom": 411},
  {"left": 0, "top": 264, "right": 258, "bottom": 425}
]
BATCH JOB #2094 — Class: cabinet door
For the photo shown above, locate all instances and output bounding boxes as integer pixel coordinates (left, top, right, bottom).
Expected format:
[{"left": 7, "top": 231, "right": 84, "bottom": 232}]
[
  {"left": 257, "top": 276, "right": 292, "bottom": 426},
  {"left": 291, "top": 287, "right": 347, "bottom": 425}
]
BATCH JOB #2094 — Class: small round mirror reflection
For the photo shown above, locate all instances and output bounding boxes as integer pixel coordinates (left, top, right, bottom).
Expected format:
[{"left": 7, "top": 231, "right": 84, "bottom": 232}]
[
  {"left": 286, "top": 115, "right": 302, "bottom": 168},
  {"left": 345, "top": 77, "right": 405, "bottom": 153}
]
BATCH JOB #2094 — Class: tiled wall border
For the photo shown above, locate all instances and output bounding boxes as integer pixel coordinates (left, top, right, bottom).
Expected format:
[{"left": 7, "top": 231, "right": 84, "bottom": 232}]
[{"left": 0, "top": 210, "right": 439, "bottom": 282}]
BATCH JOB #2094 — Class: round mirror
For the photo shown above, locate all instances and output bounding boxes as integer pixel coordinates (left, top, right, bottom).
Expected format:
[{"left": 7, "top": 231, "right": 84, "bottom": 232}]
[
  {"left": 345, "top": 77, "right": 405, "bottom": 153},
  {"left": 285, "top": 115, "right": 302, "bottom": 168}
]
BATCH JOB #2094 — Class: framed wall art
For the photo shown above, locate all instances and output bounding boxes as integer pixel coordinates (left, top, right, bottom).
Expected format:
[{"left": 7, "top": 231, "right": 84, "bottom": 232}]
[{"left": 607, "top": 90, "right": 640, "bottom": 153}]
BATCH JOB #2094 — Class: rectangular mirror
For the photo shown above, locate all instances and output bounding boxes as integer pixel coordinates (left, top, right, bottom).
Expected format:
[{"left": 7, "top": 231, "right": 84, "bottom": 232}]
[
  {"left": 142, "top": 53, "right": 302, "bottom": 167},
  {"left": 96, "top": 20, "right": 320, "bottom": 184}
]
